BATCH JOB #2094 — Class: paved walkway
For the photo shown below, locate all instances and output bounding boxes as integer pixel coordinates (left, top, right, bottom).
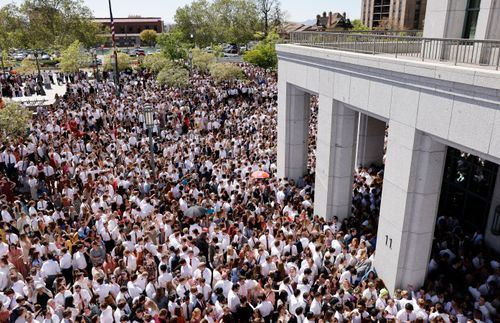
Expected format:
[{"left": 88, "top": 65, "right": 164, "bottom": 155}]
[{"left": 9, "top": 83, "right": 67, "bottom": 106}]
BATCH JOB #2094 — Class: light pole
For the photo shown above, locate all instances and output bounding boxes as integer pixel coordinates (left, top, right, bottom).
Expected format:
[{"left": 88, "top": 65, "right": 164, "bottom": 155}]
[
  {"left": 0, "top": 51, "right": 4, "bottom": 97},
  {"left": 33, "top": 51, "right": 41, "bottom": 83},
  {"left": 95, "top": 48, "right": 100, "bottom": 84},
  {"left": 90, "top": 48, "right": 96, "bottom": 80},
  {"left": 144, "top": 104, "right": 156, "bottom": 179},
  {"left": 188, "top": 51, "right": 193, "bottom": 76},
  {"left": 0, "top": 51, "right": 5, "bottom": 77},
  {"left": 33, "top": 51, "right": 45, "bottom": 95},
  {"left": 108, "top": 0, "right": 120, "bottom": 95}
]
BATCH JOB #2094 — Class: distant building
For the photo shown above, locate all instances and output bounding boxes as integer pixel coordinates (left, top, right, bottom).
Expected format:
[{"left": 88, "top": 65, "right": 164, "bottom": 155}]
[
  {"left": 94, "top": 16, "right": 164, "bottom": 47},
  {"left": 361, "top": 0, "right": 426, "bottom": 30},
  {"left": 278, "top": 12, "right": 353, "bottom": 39},
  {"left": 315, "top": 12, "right": 353, "bottom": 31}
]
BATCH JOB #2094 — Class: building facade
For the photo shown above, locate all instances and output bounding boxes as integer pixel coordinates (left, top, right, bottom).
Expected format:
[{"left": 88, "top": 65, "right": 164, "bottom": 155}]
[
  {"left": 94, "top": 17, "right": 164, "bottom": 47},
  {"left": 279, "top": 0, "right": 500, "bottom": 293},
  {"left": 361, "top": 0, "right": 427, "bottom": 30}
]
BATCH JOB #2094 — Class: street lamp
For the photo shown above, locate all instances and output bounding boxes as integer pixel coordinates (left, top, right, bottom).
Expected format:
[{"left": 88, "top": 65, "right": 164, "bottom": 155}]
[
  {"left": 90, "top": 48, "right": 99, "bottom": 84},
  {"left": 0, "top": 51, "right": 5, "bottom": 77},
  {"left": 188, "top": 51, "right": 193, "bottom": 76},
  {"left": 144, "top": 104, "right": 156, "bottom": 179},
  {"left": 33, "top": 51, "right": 45, "bottom": 95},
  {"left": 33, "top": 51, "right": 41, "bottom": 83},
  {"left": 90, "top": 48, "right": 96, "bottom": 80}
]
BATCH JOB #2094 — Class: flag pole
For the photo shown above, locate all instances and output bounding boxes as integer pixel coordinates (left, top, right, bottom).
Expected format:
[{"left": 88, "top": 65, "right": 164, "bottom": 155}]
[{"left": 108, "top": 0, "right": 120, "bottom": 95}]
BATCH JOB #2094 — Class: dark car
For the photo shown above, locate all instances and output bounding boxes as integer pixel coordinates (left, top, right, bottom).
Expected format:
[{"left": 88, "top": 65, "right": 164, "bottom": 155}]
[{"left": 223, "top": 44, "right": 238, "bottom": 54}]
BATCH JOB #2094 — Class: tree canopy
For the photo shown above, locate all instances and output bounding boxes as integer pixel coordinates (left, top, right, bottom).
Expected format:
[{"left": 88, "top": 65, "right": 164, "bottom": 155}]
[
  {"left": 157, "top": 30, "right": 189, "bottom": 60},
  {"left": 209, "top": 63, "right": 243, "bottom": 83},
  {"left": 174, "top": 0, "right": 274, "bottom": 46},
  {"left": 191, "top": 48, "right": 216, "bottom": 74},
  {"left": 352, "top": 19, "right": 369, "bottom": 31},
  {"left": 157, "top": 65, "right": 189, "bottom": 88},
  {"left": 140, "top": 29, "right": 158, "bottom": 46},
  {"left": 242, "top": 31, "right": 278, "bottom": 69},
  {"left": 103, "top": 52, "right": 132, "bottom": 72},
  {"left": 59, "top": 40, "right": 90, "bottom": 73},
  {"left": 255, "top": 0, "right": 284, "bottom": 36},
  {"left": 0, "top": 0, "right": 104, "bottom": 50},
  {"left": 0, "top": 101, "right": 32, "bottom": 138},
  {"left": 16, "top": 59, "right": 38, "bottom": 75}
]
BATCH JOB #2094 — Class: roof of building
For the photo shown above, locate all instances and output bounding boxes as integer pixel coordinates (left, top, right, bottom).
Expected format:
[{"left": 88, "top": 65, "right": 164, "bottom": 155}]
[{"left": 94, "top": 17, "right": 163, "bottom": 23}]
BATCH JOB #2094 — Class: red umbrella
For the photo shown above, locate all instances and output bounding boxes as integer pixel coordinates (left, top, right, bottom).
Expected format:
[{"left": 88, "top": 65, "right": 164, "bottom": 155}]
[{"left": 251, "top": 170, "right": 270, "bottom": 179}]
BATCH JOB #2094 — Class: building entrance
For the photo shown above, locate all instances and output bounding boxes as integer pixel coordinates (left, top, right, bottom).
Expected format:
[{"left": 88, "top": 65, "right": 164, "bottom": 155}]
[{"left": 438, "top": 147, "right": 499, "bottom": 233}]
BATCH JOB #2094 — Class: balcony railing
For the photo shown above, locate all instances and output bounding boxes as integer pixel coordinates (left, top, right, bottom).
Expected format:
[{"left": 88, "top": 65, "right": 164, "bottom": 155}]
[{"left": 289, "top": 32, "right": 500, "bottom": 70}]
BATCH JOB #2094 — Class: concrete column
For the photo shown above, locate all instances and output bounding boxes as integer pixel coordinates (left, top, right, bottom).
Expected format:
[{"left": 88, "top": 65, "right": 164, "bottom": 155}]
[
  {"left": 374, "top": 121, "right": 446, "bottom": 293},
  {"left": 485, "top": 169, "right": 500, "bottom": 254},
  {"left": 356, "top": 114, "right": 386, "bottom": 167},
  {"left": 423, "top": 0, "right": 468, "bottom": 39},
  {"left": 277, "top": 83, "right": 311, "bottom": 182},
  {"left": 476, "top": 0, "right": 500, "bottom": 40},
  {"left": 314, "top": 96, "right": 357, "bottom": 221}
]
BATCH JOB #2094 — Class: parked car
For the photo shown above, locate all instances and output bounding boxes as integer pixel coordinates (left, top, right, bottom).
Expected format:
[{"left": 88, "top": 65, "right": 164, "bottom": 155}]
[{"left": 223, "top": 44, "right": 238, "bottom": 54}]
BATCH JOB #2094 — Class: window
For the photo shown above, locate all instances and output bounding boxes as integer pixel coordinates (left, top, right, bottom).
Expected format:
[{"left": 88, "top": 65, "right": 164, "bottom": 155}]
[{"left": 463, "top": 0, "right": 481, "bottom": 39}]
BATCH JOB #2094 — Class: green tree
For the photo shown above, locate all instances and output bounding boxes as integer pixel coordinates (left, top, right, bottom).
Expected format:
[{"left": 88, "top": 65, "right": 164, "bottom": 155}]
[
  {"left": 140, "top": 29, "right": 158, "bottom": 46},
  {"left": 191, "top": 48, "right": 216, "bottom": 73},
  {"left": 211, "top": 0, "right": 259, "bottom": 44},
  {"left": 352, "top": 19, "right": 369, "bottom": 31},
  {"left": 242, "top": 32, "right": 278, "bottom": 69},
  {"left": 143, "top": 53, "right": 173, "bottom": 74},
  {"left": 0, "top": 4, "right": 28, "bottom": 49},
  {"left": 212, "top": 45, "right": 224, "bottom": 58},
  {"left": 157, "top": 65, "right": 189, "bottom": 88},
  {"left": 0, "top": 0, "right": 103, "bottom": 50},
  {"left": 59, "top": 40, "right": 90, "bottom": 73},
  {"left": 209, "top": 63, "right": 243, "bottom": 83},
  {"left": 0, "top": 101, "right": 32, "bottom": 138},
  {"left": 255, "top": 0, "right": 283, "bottom": 36},
  {"left": 174, "top": 0, "right": 260, "bottom": 46},
  {"left": 157, "top": 30, "right": 189, "bottom": 60},
  {"left": 17, "top": 59, "right": 38, "bottom": 75},
  {"left": 103, "top": 52, "right": 132, "bottom": 72},
  {"left": 174, "top": 0, "right": 215, "bottom": 47}
]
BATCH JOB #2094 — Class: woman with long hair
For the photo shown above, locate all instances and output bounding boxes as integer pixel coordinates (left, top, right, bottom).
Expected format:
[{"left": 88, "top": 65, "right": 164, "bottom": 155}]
[{"left": 8, "top": 243, "right": 28, "bottom": 277}]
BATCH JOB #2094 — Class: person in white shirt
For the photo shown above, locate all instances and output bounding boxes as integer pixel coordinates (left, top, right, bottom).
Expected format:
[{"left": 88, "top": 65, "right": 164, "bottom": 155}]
[
  {"left": 178, "top": 259, "right": 193, "bottom": 278},
  {"left": 227, "top": 283, "right": 240, "bottom": 313},
  {"left": 73, "top": 284, "right": 91, "bottom": 311},
  {"left": 193, "top": 262, "right": 212, "bottom": 284},
  {"left": 40, "top": 254, "right": 61, "bottom": 288},
  {"left": 255, "top": 294, "right": 274, "bottom": 318},
  {"left": 310, "top": 292, "right": 323, "bottom": 316},
  {"left": 396, "top": 303, "right": 417, "bottom": 322},
  {"left": 123, "top": 250, "right": 137, "bottom": 273},
  {"left": 72, "top": 244, "right": 87, "bottom": 271}
]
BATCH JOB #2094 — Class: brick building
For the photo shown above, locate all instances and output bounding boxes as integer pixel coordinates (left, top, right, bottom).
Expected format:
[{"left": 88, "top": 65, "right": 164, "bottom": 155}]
[{"left": 94, "top": 17, "right": 164, "bottom": 47}]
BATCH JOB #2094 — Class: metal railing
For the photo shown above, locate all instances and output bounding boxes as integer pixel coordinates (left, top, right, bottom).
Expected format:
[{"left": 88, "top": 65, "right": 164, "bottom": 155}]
[
  {"left": 335, "top": 30, "right": 423, "bottom": 37},
  {"left": 289, "top": 32, "right": 500, "bottom": 70}
]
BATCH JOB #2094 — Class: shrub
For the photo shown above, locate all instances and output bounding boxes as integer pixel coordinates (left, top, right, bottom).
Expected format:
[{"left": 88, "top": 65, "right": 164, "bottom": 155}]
[
  {"left": 157, "top": 65, "right": 189, "bottom": 88},
  {"left": 103, "top": 52, "right": 132, "bottom": 72},
  {"left": 209, "top": 63, "right": 243, "bottom": 83},
  {"left": 191, "top": 48, "right": 215, "bottom": 73},
  {"left": 0, "top": 101, "right": 32, "bottom": 138}
]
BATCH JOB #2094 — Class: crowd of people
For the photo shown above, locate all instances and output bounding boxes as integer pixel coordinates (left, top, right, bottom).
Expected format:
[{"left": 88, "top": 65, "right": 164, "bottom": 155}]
[
  {"left": 0, "top": 61, "right": 498, "bottom": 323},
  {"left": 0, "top": 71, "right": 84, "bottom": 98}
]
